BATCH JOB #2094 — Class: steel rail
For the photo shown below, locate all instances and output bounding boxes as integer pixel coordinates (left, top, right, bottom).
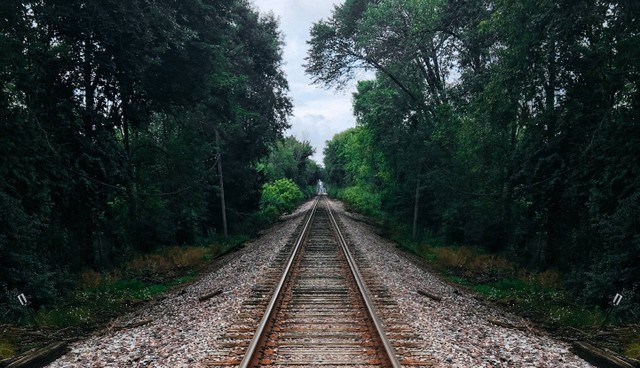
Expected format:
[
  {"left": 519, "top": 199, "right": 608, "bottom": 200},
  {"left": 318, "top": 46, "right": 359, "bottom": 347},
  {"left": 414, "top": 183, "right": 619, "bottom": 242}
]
[
  {"left": 238, "top": 197, "right": 320, "bottom": 368},
  {"left": 325, "top": 199, "right": 403, "bottom": 368}
]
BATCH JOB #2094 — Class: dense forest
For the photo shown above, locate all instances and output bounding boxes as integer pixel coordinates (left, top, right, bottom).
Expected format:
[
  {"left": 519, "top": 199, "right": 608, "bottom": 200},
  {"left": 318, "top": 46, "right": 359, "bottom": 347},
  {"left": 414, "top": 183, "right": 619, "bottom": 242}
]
[
  {"left": 2, "top": 0, "right": 638, "bottom": 331},
  {"left": 310, "top": 0, "right": 639, "bottom": 319},
  {"left": 0, "top": 0, "right": 305, "bottom": 319}
]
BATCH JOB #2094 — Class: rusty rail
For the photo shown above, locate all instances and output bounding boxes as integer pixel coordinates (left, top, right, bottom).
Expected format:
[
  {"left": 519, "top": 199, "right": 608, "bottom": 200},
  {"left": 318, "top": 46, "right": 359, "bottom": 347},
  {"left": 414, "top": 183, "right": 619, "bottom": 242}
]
[{"left": 237, "top": 196, "right": 402, "bottom": 367}]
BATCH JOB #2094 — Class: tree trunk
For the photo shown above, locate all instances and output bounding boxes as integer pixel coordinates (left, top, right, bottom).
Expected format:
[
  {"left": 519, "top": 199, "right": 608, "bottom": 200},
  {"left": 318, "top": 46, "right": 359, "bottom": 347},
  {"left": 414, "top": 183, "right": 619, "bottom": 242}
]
[
  {"left": 121, "top": 95, "right": 138, "bottom": 249},
  {"left": 215, "top": 129, "right": 228, "bottom": 238},
  {"left": 412, "top": 175, "right": 420, "bottom": 239},
  {"left": 503, "top": 120, "right": 519, "bottom": 252},
  {"left": 545, "top": 40, "right": 557, "bottom": 140},
  {"left": 83, "top": 37, "right": 95, "bottom": 136}
]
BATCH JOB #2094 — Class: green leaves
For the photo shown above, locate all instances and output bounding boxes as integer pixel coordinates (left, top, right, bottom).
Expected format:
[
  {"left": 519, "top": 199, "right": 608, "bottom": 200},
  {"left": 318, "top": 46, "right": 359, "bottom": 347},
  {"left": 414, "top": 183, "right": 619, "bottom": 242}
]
[
  {"left": 316, "top": 0, "right": 640, "bottom": 320},
  {"left": 0, "top": 0, "right": 291, "bottom": 321},
  {"left": 260, "top": 179, "right": 304, "bottom": 215},
  {"left": 258, "top": 136, "right": 319, "bottom": 192}
]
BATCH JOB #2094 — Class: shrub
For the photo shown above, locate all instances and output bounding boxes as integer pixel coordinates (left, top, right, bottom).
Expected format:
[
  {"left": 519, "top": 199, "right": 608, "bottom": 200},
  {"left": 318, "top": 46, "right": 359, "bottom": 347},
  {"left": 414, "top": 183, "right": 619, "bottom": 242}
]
[
  {"left": 164, "top": 246, "right": 207, "bottom": 269},
  {"left": 260, "top": 178, "right": 304, "bottom": 214},
  {"left": 77, "top": 269, "right": 105, "bottom": 289},
  {"left": 337, "top": 185, "right": 382, "bottom": 218},
  {"left": 535, "top": 270, "right": 564, "bottom": 289},
  {"left": 126, "top": 254, "right": 172, "bottom": 276},
  {"left": 124, "top": 246, "right": 209, "bottom": 277}
]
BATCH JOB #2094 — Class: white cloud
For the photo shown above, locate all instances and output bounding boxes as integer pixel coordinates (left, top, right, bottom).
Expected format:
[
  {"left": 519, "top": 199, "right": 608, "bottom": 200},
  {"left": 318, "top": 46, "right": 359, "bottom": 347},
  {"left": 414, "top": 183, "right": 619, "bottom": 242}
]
[{"left": 252, "top": 0, "right": 355, "bottom": 165}]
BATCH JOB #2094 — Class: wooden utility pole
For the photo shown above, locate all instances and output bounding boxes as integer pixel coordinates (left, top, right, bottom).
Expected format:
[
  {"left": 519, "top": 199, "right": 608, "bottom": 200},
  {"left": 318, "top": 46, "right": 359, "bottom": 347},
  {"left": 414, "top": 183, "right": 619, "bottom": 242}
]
[
  {"left": 215, "top": 129, "right": 228, "bottom": 238},
  {"left": 412, "top": 176, "right": 420, "bottom": 239}
]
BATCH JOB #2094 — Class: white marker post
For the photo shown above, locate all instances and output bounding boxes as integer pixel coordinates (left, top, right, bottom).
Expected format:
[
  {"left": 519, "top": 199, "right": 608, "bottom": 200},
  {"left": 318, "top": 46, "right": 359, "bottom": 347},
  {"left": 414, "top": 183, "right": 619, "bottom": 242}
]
[
  {"left": 17, "top": 293, "right": 28, "bottom": 306},
  {"left": 17, "top": 292, "right": 40, "bottom": 327},
  {"left": 600, "top": 292, "right": 624, "bottom": 329},
  {"left": 612, "top": 293, "right": 623, "bottom": 306}
]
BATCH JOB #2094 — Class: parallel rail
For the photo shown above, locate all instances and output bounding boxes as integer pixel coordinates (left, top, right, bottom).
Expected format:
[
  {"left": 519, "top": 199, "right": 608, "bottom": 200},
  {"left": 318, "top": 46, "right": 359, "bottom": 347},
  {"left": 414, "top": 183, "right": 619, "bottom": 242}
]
[
  {"left": 237, "top": 197, "right": 319, "bottom": 367},
  {"left": 326, "top": 200, "right": 402, "bottom": 368},
  {"left": 238, "top": 197, "right": 401, "bottom": 367},
  {"left": 204, "top": 197, "right": 437, "bottom": 367}
]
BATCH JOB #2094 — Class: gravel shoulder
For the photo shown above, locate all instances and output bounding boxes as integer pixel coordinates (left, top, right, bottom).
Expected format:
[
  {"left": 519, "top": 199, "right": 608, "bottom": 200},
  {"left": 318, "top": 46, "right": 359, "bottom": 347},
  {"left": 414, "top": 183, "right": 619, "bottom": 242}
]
[
  {"left": 47, "top": 198, "right": 594, "bottom": 367},
  {"left": 331, "top": 198, "right": 594, "bottom": 368},
  {"left": 46, "top": 200, "right": 315, "bottom": 368}
]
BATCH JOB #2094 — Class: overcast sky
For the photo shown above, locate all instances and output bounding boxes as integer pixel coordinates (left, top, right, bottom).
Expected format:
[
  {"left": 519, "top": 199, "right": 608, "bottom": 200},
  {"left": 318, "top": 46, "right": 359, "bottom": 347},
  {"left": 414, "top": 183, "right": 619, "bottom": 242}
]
[{"left": 251, "top": 0, "right": 356, "bottom": 165}]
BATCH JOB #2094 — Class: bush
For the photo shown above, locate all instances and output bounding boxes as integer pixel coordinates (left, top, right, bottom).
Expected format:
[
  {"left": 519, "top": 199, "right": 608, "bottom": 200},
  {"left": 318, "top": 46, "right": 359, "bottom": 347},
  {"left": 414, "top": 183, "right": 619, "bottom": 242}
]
[
  {"left": 337, "top": 185, "right": 382, "bottom": 218},
  {"left": 260, "top": 178, "right": 304, "bottom": 214},
  {"left": 433, "top": 246, "right": 514, "bottom": 278}
]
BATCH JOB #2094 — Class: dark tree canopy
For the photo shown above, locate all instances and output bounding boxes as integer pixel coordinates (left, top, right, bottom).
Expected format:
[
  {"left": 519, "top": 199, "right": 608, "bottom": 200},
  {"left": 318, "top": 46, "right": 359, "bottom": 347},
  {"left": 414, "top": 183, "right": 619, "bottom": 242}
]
[
  {"left": 0, "top": 0, "right": 291, "bottom": 317},
  {"left": 313, "top": 0, "right": 640, "bottom": 319}
]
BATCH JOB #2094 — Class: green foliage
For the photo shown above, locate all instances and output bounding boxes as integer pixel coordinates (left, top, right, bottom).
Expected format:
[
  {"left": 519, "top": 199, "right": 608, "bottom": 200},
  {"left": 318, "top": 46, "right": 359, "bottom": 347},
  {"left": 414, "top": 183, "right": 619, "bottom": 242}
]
[
  {"left": 337, "top": 186, "right": 383, "bottom": 219},
  {"left": 313, "top": 0, "right": 640, "bottom": 323},
  {"left": 0, "top": 0, "right": 291, "bottom": 322},
  {"left": 32, "top": 277, "right": 166, "bottom": 329},
  {"left": 28, "top": 242, "right": 217, "bottom": 330},
  {"left": 35, "top": 306, "right": 93, "bottom": 328},
  {"left": 107, "top": 279, "right": 168, "bottom": 300},
  {"left": 425, "top": 243, "right": 605, "bottom": 329},
  {"left": 324, "top": 126, "right": 390, "bottom": 220},
  {"left": 547, "top": 306, "right": 604, "bottom": 329},
  {"left": 258, "top": 136, "right": 323, "bottom": 192},
  {"left": 260, "top": 179, "right": 304, "bottom": 216},
  {"left": 169, "top": 274, "right": 197, "bottom": 286}
]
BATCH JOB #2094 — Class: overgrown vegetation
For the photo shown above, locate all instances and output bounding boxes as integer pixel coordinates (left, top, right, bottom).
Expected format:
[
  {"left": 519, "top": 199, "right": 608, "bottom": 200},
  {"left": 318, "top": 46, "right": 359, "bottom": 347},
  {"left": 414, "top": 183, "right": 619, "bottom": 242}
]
[
  {"left": 253, "top": 135, "right": 325, "bottom": 224},
  {"left": 390, "top": 232, "right": 638, "bottom": 359},
  {"left": 257, "top": 136, "right": 325, "bottom": 197},
  {"left": 1, "top": 238, "right": 244, "bottom": 359},
  {"left": 314, "top": 0, "right": 639, "bottom": 327},
  {"left": 1, "top": 0, "right": 295, "bottom": 325},
  {"left": 0, "top": 340, "right": 16, "bottom": 360},
  {"left": 256, "top": 178, "right": 305, "bottom": 224}
]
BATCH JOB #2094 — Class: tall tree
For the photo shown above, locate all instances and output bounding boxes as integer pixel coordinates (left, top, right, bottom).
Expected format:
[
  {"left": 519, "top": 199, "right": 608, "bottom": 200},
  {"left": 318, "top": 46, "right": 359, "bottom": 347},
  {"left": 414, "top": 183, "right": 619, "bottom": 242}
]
[
  {"left": 0, "top": 0, "right": 292, "bottom": 319},
  {"left": 258, "top": 136, "right": 318, "bottom": 189},
  {"left": 316, "top": 0, "right": 640, "bottom": 315},
  {"left": 307, "top": 0, "right": 459, "bottom": 237}
]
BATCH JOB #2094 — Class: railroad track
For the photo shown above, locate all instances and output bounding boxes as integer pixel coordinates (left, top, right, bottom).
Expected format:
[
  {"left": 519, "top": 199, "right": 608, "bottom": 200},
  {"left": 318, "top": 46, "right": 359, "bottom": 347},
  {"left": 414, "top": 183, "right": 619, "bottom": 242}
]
[{"left": 206, "top": 197, "right": 434, "bottom": 367}]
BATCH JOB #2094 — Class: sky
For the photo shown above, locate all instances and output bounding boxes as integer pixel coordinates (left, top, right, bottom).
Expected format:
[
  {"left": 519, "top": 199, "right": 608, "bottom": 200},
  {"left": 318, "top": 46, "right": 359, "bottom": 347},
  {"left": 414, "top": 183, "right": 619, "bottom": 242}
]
[{"left": 251, "top": 0, "right": 357, "bottom": 165}]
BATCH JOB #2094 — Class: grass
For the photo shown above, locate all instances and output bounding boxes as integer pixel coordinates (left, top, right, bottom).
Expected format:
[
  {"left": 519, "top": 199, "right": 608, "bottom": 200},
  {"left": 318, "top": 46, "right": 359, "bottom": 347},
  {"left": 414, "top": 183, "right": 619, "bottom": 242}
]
[
  {"left": 396, "top": 240, "right": 640, "bottom": 359},
  {"left": 1, "top": 234, "right": 251, "bottom": 361},
  {"left": 34, "top": 306, "right": 93, "bottom": 328},
  {"left": 28, "top": 240, "right": 245, "bottom": 332},
  {"left": 0, "top": 340, "right": 16, "bottom": 360},
  {"left": 625, "top": 341, "right": 640, "bottom": 360},
  {"left": 385, "top": 227, "right": 640, "bottom": 361},
  {"left": 399, "top": 239, "right": 609, "bottom": 331}
]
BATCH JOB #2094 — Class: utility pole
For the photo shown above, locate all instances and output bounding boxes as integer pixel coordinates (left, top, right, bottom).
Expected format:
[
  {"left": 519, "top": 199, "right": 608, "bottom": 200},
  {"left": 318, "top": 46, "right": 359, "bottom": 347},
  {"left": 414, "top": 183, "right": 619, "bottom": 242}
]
[
  {"left": 413, "top": 176, "right": 420, "bottom": 239},
  {"left": 215, "top": 128, "right": 228, "bottom": 238}
]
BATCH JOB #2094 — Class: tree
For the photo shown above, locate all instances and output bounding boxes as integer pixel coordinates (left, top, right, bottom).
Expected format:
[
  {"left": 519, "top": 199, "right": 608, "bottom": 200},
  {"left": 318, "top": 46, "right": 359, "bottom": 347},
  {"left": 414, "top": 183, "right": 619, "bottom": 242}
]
[
  {"left": 260, "top": 178, "right": 304, "bottom": 214},
  {"left": 314, "top": 0, "right": 640, "bottom": 316},
  {"left": 0, "top": 0, "right": 292, "bottom": 320},
  {"left": 307, "top": 0, "right": 459, "bottom": 237},
  {"left": 323, "top": 126, "right": 390, "bottom": 218},
  {"left": 258, "top": 136, "right": 321, "bottom": 193}
]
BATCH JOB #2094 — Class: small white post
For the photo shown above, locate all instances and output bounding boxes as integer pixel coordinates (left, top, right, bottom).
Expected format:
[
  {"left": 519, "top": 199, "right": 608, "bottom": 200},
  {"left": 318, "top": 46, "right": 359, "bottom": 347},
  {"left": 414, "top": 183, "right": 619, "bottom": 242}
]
[
  {"left": 612, "top": 293, "right": 623, "bottom": 306},
  {"left": 17, "top": 293, "right": 28, "bottom": 306}
]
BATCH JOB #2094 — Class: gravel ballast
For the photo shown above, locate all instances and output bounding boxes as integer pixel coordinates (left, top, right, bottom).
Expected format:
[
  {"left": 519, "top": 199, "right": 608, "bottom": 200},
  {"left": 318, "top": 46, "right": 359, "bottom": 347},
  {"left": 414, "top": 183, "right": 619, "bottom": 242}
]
[
  {"left": 330, "top": 199, "right": 594, "bottom": 368},
  {"left": 47, "top": 201, "right": 314, "bottom": 368},
  {"left": 47, "top": 198, "right": 594, "bottom": 367}
]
